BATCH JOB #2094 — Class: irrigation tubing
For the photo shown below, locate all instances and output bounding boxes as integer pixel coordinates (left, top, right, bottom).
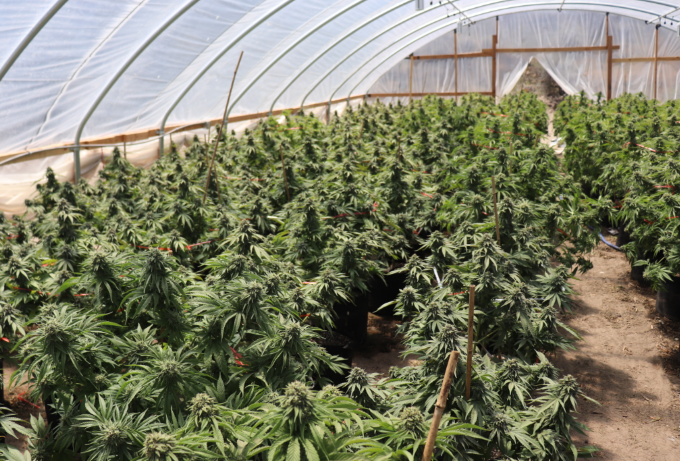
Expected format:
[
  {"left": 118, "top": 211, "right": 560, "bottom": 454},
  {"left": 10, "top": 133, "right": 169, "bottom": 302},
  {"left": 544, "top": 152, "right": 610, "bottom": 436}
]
[{"left": 587, "top": 225, "right": 622, "bottom": 251}]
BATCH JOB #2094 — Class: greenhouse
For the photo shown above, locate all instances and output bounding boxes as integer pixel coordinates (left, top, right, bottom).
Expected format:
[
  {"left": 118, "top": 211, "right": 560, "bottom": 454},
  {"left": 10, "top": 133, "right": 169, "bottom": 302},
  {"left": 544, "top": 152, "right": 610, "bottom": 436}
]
[{"left": 0, "top": 1, "right": 680, "bottom": 460}]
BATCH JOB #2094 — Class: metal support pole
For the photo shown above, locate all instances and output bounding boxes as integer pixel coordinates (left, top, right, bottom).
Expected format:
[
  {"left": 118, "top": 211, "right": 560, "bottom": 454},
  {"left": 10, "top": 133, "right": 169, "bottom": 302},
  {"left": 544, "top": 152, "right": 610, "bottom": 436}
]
[
  {"left": 73, "top": 145, "right": 81, "bottom": 183},
  {"left": 158, "top": 129, "right": 165, "bottom": 158},
  {"left": 409, "top": 54, "right": 414, "bottom": 103},
  {"left": 454, "top": 29, "right": 458, "bottom": 102},
  {"left": 654, "top": 25, "right": 659, "bottom": 100}
]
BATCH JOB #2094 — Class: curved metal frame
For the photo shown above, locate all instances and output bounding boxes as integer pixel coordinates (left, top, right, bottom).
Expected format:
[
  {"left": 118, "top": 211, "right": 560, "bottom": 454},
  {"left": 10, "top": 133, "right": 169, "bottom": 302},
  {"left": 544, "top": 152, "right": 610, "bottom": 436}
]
[
  {"left": 225, "top": 0, "right": 373, "bottom": 119},
  {"left": 29, "top": 0, "right": 149, "bottom": 147},
  {"left": 0, "top": 0, "right": 68, "bottom": 83},
  {"left": 3, "top": 0, "right": 680, "bottom": 167},
  {"left": 270, "top": 0, "right": 423, "bottom": 114},
  {"left": 158, "top": 0, "right": 297, "bottom": 156},
  {"left": 72, "top": 0, "right": 199, "bottom": 181},
  {"left": 329, "top": 1, "right": 676, "bottom": 109},
  {"left": 301, "top": 0, "right": 673, "bottom": 111},
  {"left": 299, "top": 1, "right": 459, "bottom": 109}
]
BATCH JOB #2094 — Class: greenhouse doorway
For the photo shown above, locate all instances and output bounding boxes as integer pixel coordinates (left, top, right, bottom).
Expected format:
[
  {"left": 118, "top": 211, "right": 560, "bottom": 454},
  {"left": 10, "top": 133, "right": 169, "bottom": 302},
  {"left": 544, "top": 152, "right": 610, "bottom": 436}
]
[{"left": 510, "top": 58, "right": 566, "bottom": 109}]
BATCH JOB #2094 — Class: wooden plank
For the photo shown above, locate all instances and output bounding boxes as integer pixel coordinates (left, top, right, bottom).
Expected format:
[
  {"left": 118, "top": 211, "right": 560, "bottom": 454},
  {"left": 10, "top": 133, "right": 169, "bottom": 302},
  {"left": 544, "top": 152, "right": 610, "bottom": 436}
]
[
  {"left": 0, "top": 95, "right": 367, "bottom": 165},
  {"left": 496, "top": 45, "right": 619, "bottom": 52},
  {"left": 414, "top": 51, "right": 493, "bottom": 60},
  {"left": 612, "top": 56, "right": 680, "bottom": 63},
  {"left": 366, "top": 92, "right": 493, "bottom": 98}
]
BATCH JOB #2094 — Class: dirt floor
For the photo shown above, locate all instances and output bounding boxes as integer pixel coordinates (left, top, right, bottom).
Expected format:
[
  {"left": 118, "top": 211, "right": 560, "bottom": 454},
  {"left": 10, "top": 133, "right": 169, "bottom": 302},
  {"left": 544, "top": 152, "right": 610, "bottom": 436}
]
[
  {"left": 352, "top": 313, "right": 419, "bottom": 376},
  {"left": 356, "top": 234, "right": 680, "bottom": 460},
  {"left": 554, "top": 235, "right": 680, "bottom": 460},
  {"left": 3, "top": 358, "right": 46, "bottom": 451}
]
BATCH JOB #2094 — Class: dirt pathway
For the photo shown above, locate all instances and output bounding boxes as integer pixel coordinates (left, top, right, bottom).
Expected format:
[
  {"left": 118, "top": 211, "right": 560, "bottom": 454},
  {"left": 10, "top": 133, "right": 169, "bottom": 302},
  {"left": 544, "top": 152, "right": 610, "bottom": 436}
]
[{"left": 554, "top": 238, "right": 680, "bottom": 460}]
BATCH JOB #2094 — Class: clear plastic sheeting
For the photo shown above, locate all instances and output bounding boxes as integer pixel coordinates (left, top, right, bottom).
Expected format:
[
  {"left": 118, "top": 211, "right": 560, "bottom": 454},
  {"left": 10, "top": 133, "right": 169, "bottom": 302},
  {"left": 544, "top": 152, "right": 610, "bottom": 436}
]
[
  {"left": 0, "top": 99, "right": 351, "bottom": 217},
  {"left": 0, "top": 2, "right": 679, "bottom": 169},
  {"left": 370, "top": 10, "right": 680, "bottom": 102}
]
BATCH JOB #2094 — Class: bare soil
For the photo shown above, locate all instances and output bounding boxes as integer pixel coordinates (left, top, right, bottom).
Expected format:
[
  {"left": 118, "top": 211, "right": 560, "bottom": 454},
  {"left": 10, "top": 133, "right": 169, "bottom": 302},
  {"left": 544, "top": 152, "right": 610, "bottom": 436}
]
[
  {"left": 554, "top": 237, "right": 680, "bottom": 460},
  {"left": 355, "top": 238, "right": 680, "bottom": 460},
  {"left": 3, "top": 357, "right": 46, "bottom": 452},
  {"left": 352, "top": 313, "right": 419, "bottom": 376}
]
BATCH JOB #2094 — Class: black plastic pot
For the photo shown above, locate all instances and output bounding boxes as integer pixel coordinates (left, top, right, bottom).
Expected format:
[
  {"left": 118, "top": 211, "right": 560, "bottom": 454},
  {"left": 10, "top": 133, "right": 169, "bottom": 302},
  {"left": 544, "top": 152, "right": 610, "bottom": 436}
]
[
  {"left": 368, "top": 272, "right": 406, "bottom": 316},
  {"left": 44, "top": 395, "right": 61, "bottom": 428},
  {"left": 334, "top": 292, "right": 369, "bottom": 344},
  {"left": 630, "top": 264, "right": 649, "bottom": 286},
  {"left": 616, "top": 223, "right": 631, "bottom": 248},
  {"left": 317, "top": 331, "right": 354, "bottom": 386},
  {"left": 656, "top": 276, "right": 680, "bottom": 321}
]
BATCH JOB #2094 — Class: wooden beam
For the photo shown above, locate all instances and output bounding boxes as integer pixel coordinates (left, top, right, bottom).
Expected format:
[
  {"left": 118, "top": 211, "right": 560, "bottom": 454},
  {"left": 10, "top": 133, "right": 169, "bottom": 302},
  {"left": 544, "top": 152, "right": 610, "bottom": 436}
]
[
  {"left": 366, "top": 92, "right": 493, "bottom": 98},
  {"left": 412, "top": 45, "right": 621, "bottom": 61},
  {"left": 496, "top": 45, "right": 619, "bottom": 53},
  {"left": 612, "top": 56, "right": 680, "bottom": 63},
  {"left": 0, "top": 95, "right": 366, "bottom": 165},
  {"left": 414, "top": 51, "right": 493, "bottom": 60}
]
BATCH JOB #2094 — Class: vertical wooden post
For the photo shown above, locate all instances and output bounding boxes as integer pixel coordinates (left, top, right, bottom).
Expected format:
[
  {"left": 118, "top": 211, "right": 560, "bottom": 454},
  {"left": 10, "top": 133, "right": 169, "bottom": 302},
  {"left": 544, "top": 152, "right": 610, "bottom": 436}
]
[
  {"left": 454, "top": 29, "right": 458, "bottom": 102},
  {"left": 492, "top": 176, "right": 500, "bottom": 246},
  {"left": 653, "top": 25, "right": 659, "bottom": 101},
  {"left": 421, "top": 351, "right": 460, "bottom": 461},
  {"left": 491, "top": 17, "right": 498, "bottom": 99},
  {"left": 279, "top": 144, "right": 291, "bottom": 202},
  {"left": 606, "top": 13, "right": 613, "bottom": 101},
  {"left": 123, "top": 141, "right": 127, "bottom": 159},
  {"left": 465, "top": 285, "right": 476, "bottom": 400},
  {"left": 409, "top": 54, "right": 414, "bottom": 104}
]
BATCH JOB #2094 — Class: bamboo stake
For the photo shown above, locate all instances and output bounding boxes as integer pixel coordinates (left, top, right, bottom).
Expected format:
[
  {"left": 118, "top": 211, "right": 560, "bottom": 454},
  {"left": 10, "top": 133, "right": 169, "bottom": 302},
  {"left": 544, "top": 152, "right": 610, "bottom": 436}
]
[
  {"left": 465, "top": 285, "right": 476, "bottom": 400},
  {"left": 492, "top": 176, "right": 500, "bottom": 246},
  {"left": 421, "top": 351, "right": 460, "bottom": 461},
  {"left": 279, "top": 144, "right": 291, "bottom": 202},
  {"left": 203, "top": 51, "right": 243, "bottom": 205}
]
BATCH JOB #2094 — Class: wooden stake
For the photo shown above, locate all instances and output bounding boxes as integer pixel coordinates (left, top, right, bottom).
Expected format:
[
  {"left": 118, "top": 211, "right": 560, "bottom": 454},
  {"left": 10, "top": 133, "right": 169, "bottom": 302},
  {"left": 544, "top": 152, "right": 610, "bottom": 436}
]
[
  {"left": 123, "top": 141, "right": 127, "bottom": 159},
  {"left": 203, "top": 51, "right": 243, "bottom": 205},
  {"left": 279, "top": 144, "right": 291, "bottom": 202},
  {"left": 421, "top": 351, "right": 460, "bottom": 461},
  {"left": 492, "top": 176, "right": 500, "bottom": 246},
  {"left": 465, "top": 285, "right": 475, "bottom": 400}
]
